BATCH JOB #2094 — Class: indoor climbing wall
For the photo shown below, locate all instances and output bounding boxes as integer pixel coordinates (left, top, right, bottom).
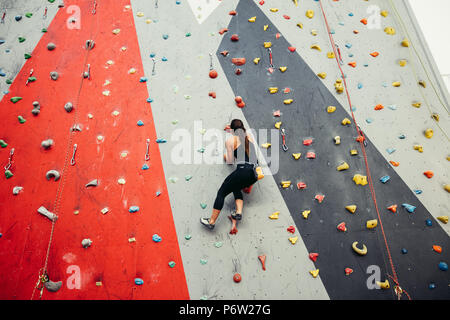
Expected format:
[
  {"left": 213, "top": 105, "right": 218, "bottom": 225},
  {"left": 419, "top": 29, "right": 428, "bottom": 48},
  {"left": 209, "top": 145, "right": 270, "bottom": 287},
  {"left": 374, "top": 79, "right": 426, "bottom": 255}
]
[{"left": 0, "top": 0, "right": 448, "bottom": 300}]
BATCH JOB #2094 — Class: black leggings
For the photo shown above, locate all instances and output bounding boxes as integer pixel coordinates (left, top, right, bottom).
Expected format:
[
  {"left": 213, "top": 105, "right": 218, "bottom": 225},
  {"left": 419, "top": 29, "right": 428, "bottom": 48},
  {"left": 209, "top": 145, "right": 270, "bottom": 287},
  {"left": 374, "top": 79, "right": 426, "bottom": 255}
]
[{"left": 213, "top": 164, "right": 258, "bottom": 211}]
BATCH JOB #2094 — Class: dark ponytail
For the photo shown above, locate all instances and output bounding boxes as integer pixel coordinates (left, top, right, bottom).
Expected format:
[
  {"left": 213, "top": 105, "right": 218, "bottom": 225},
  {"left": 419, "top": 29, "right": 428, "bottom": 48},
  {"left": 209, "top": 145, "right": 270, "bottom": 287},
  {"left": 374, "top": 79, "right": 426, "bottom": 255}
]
[{"left": 230, "top": 119, "right": 249, "bottom": 157}]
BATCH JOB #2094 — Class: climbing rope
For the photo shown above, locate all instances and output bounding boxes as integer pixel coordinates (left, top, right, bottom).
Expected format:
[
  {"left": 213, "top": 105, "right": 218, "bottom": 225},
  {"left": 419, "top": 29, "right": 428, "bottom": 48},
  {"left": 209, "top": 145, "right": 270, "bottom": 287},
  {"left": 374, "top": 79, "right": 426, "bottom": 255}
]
[
  {"left": 317, "top": 0, "right": 411, "bottom": 300},
  {"left": 30, "top": 1, "right": 100, "bottom": 300},
  {"left": 387, "top": 0, "right": 449, "bottom": 142}
]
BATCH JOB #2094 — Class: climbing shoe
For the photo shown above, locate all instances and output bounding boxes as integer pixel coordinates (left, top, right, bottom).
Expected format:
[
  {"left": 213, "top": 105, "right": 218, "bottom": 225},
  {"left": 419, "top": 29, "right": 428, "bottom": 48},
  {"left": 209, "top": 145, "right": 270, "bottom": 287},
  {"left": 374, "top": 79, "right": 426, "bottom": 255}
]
[
  {"left": 231, "top": 210, "right": 242, "bottom": 221},
  {"left": 200, "top": 218, "right": 215, "bottom": 230}
]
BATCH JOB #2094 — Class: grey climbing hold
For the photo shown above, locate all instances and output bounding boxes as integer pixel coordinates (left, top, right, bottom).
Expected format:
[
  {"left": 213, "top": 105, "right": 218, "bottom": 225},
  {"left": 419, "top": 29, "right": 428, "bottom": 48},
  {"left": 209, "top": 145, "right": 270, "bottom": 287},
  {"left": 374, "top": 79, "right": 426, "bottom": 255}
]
[
  {"left": 37, "top": 206, "right": 58, "bottom": 221},
  {"left": 85, "top": 40, "right": 95, "bottom": 50},
  {"left": 41, "top": 139, "right": 54, "bottom": 149},
  {"left": 64, "top": 102, "right": 73, "bottom": 113},
  {"left": 31, "top": 108, "right": 40, "bottom": 116},
  {"left": 12, "top": 186, "right": 23, "bottom": 195},
  {"left": 44, "top": 280, "right": 62, "bottom": 292},
  {"left": 81, "top": 238, "right": 92, "bottom": 248},
  {"left": 129, "top": 206, "right": 139, "bottom": 213},
  {"left": 47, "top": 42, "right": 56, "bottom": 51},
  {"left": 71, "top": 124, "right": 82, "bottom": 132},
  {"left": 46, "top": 170, "right": 61, "bottom": 181},
  {"left": 85, "top": 179, "right": 98, "bottom": 187},
  {"left": 50, "top": 71, "right": 59, "bottom": 80}
]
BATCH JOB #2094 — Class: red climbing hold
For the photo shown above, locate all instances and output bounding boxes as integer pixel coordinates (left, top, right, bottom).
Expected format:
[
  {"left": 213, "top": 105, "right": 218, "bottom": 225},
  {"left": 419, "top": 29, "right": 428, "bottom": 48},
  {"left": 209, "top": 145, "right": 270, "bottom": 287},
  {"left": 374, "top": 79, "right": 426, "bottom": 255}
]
[
  {"left": 229, "top": 10, "right": 237, "bottom": 16},
  {"left": 220, "top": 50, "right": 229, "bottom": 57},
  {"left": 387, "top": 204, "right": 397, "bottom": 213},
  {"left": 309, "top": 253, "right": 319, "bottom": 262},
  {"left": 345, "top": 268, "right": 354, "bottom": 275},
  {"left": 233, "top": 273, "right": 242, "bottom": 283},
  {"left": 276, "top": 33, "right": 281, "bottom": 39},
  {"left": 236, "top": 102, "right": 246, "bottom": 108},
  {"left": 337, "top": 222, "right": 347, "bottom": 232},
  {"left": 288, "top": 46, "right": 296, "bottom": 52},
  {"left": 219, "top": 28, "right": 228, "bottom": 35},
  {"left": 208, "top": 91, "right": 216, "bottom": 99},
  {"left": 315, "top": 194, "right": 324, "bottom": 203},
  {"left": 283, "top": 15, "right": 290, "bottom": 20},
  {"left": 433, "top": 245, "right": 442, "bottom": 253},
  {"left": 259, "top": 0, "right": 265, "bottom": 5},
  {"left": 297, "top": 182, "right": 306, "bottom": 189},
  {"left": 258, "top": 255, "right": 266, "bottom": 271},
  {"left": 423, "top": 171, "right": 434, "bottom": 179},
  {"left": 230, "top": 34, "right": 239, "bottom": 41},
  {"left": 231, "top": 57, "right": 246, "bottom": 66},
  {"left": 283, "top": 88, "right": 291, "bottom": 93},
  {"left": 303, "top": 139, "right": 313, "bottom": 146},
  {"left": 235, "top": 96, "right": 243, "bottom": 103},
  {"left": 287, "top": 226, "right": 295, "bottom": 233},
  {"left": 209, "top": 70, "right": 218, "bottom": 79},
  {"left": 306, "top": 152, "right": 316, "bottom": 159},
  {"left": 235, "top": 68, "right": 242, "bottom": 75}
]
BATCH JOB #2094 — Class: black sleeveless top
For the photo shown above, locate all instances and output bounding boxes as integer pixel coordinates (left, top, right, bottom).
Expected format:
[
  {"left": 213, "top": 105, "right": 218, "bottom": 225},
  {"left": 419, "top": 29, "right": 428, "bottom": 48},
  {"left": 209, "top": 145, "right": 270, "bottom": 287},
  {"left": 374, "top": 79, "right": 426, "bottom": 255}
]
[{"left": 233, "top": 138, "right": 258, "bottom": 165}]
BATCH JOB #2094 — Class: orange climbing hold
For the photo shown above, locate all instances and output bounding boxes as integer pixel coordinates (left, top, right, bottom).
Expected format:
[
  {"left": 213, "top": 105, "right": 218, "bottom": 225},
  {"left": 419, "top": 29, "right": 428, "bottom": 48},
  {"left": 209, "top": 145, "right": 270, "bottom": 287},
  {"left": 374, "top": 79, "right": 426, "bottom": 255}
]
[
  {"left": 423, "top": 171, "right": 434, "bottom": 179},
  {"left": 370, "top": 52, "right": 379, "bottom": 57},
  {"left": 348, "top": 61, "right": 357, "bottom": 68},
  {"left": 220, "top": 50, "right": 229, "bottom": 56},
  {"left": 360, "top": 18, "right": 367, "bottom": 25},
  {"left": 432, "top": 245, "right": 442, "bottom": 253},
  {"left": 258, "top": 255, "right": 266, "bottom": 271},
  {"left": 219, "top": 28, "right": 228, "bottom": 35},
  {"left": 390, "top": 161, "right": 400, "bottom": 167},
  {"left": 232, "top": 58, "right": 247, "bottom": 66},
  {"left": 387, "top": 205, "right": 397, "bottom": 213},
  {"left": 374, "top": 104, "right": 384, "bottom": 110}
]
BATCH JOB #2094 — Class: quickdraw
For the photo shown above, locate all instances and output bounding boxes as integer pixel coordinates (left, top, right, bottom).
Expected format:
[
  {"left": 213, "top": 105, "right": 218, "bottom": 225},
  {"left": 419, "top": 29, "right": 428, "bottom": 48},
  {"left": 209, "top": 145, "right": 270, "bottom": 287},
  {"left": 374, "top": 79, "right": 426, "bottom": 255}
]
[
  {"left": 280, "top": 129, "right": 288, "bottom": 152},
  {"left": 43, "top": 7, "right": 48, "bottom": 19},
  {"left": 4, "top": 148, "right": 14, "bottom": 171},
  {"left": 267, "top": 48, "right": 274, "bottom": 73},
  {"left": 70, "top": 144, "right": 77, "bottom": 166},
  {"left": 25, "top": 69, "right": 34, "bottom": 86},
  {"left": 1, "top": 10, "right": 6, "bottom": 24},
  {"left": 34, "top": 269, "right": 48, "bottom": 299},
  {"left": 145, "top": 139, "right": 150, "bottom": 161}
]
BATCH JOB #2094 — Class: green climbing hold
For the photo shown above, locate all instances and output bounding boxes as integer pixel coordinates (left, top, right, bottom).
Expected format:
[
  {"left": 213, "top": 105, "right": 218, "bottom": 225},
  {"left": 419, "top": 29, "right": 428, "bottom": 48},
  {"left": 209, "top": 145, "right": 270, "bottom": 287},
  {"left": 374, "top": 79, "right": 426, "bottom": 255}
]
[
  {"left": 24, "top": 53, "right": 32, "bottom": 59},
  {"left": 185, "top": 175, "right": 193, "bottom": 181},
  {"left": 200, "top": 259, "right": 208, "bottom": 265},
  {"left": 185, "top": 234, "right": 192, "bottom": 240},
  {"left": 168, "top": 261, "right": 176, "bottom": 268},
  {"left": 41, "top": 28, "right": 47, "bottom": 33},
  {"left": 199, "top": 296, "right": 208, "bottom": 300},
  {"left": 48, "top": 0, "right": 56, "bottom": 3},
  {"left": 5, "top": 170, "right": 13, "bottom": 179},
  {"left": 18, "top": 116, "right": 26, "bottom": 124},
  {"left": 0, "top": 140, "right": 8, "bottom": 148},
  {"left": 214, "top": 241, "right": 223, "bottom": 248},
  {"left": 185, "top": 32, "right": 191, "bottom": 37},
  {"left": 25, "top": 13, "right": 33, "bottom": 18},
  {"left": 200, "top": 203, "right": 207, "bottom": 209},
  {"left": 18, "top": 37, "right": 26, "bottom": 43},
  {"left": 10, "top": 97, "right": 22, "bottom": 103},
  {"left": 6, "top": 79, "right": 12, "bottom": 85},
  {"left": 27, "top": 76, "right": 36, "bottom": 82}
]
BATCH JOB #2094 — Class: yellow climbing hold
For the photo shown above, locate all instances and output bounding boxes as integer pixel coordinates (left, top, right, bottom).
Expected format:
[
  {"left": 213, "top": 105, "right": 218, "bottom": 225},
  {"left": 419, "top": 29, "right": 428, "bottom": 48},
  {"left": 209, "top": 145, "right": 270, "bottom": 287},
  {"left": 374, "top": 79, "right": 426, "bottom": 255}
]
[
  {"left": 345, "top": 205, "right": 357, "bottom": 214},
  {"left": 384, "top": 27, "right": 396, "bottom": 35},
  {"left": 352, "top": 241, "right": 368, "bottom": 255},
  {"left": 275, "top": 121, "right": 282, "bottom": 129},
  {"left": 337, "top": 162, "right": 349, "bottom": 171},
  {"left": 414, "top": 145, "right": 424, "bottom": 153},
  {"left": 399, "top": 59, "right": 407, "bottom": 67},
  {"left": 392, "top": 81, "right": 401, "bottom": 87},
  {"left": 317, "top": 72, "right": 327, "bottom": 79},
  {"left": 350, "top": 149, "right": 358, "bottom": 156},
  {"left": 264, "top": 25, "right": 269, "bottom": 31},
  {"left": 264, "top": 42, "right": 272, "bottom": 48},
  {"left": 335, "top": 79, "right": 344, "bottom": 93},
  {"left": 380, "top": 10, "right": 389, "bottom": 17},
  {"left": 419, "top": 80, "right": 426, "bottom": 88},
  {"left": 281, "top": 181, "right": 291, "bottom": 188},
  {"left": 136, "top": 12, "right": 144, "bottom": 17},
  {"left": 309, "top": 269, "right": 320, "bottom": 278},
  {"left": 279, "top": 66, "right": 287, "bottom": 73},
  {"left": 437, "top": 216, "right": 448, "bottom": 224},
  {"left": 412, "top": 102, "right": 422, "bottom": 108},
  {"left": 112, "top": 28, "right": 121, "bottom": 35},
  {"left": 311, "top": 30, "right": 318, "bottom": 36},
  {"left": 444, "top": 185, "right": 450, "bottom": 193},
  {"left": 334, "top": 136, "right": 341, "bottom": 145},
  {"left": 327, "top": 106, "right": 336, "bottom": 113},
  {"left": 353, "top": 174, "right": 368, "bottom": 186},
  {"left": 293, "top": 0, "right": 298, "bottom": 7},
  {"left": 292, "top": 153, "right": 302, "bottom": 160},
  {"left": 327, "top": 52, "right": 335, "bottom": 59},
  {"left": 145, "top": 19, "right": 152, "bottom": 24},
  {"left": 284, "top": 99, "right": 294, "bottom": 105},
  {"left": 270, "top": 8, "right": 279, "bottom": 13},
  {"left": 254, "top": 57, "right": 261, "bottom": 65},
  {"left": 302, "top": 210, "right": 311, "bottom": 219},
  {"left": 248, "top": 16, "right": 256, "bottom": 23},
  {"left": 297, "top": 23, "right": 303, "bottom": 29},
  {"left": 261, "top": 143, "right": 271, "bottom": 149},
  {"left": 366, "top": 219, "right": 378, "bottom": 229},
  {"left": 306, "top": 10, "right": 314, "bottom": 19},
  {"left": 377, "top": 280, "right": 390, "bottom": 289},
  {"left": 424, "top": 128, "right": 433, "bottom": 139},
  {"left": 311, "top": 44, "right": 321, "bottom": 51},
  {"left": 269, "top": 211, "right": 280, "bottom": 219},
  {"left": 401, "top": 39, "right": 410, "bottom": 47},
  {"left": 269, "top": 87, "right": 278, "bottom": 94},
  {"left": 289, "top": 236, "right": 298, "bottom": 245},
  {"left": 341, "top": 118, "right": 351, "bottom": 126}
]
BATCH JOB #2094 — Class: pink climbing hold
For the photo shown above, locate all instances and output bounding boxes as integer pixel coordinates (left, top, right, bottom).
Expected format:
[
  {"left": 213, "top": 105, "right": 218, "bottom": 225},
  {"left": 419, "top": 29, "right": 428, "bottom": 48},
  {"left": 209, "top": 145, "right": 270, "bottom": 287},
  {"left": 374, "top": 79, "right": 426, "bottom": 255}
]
[
  {"left": 283, "top": 15, "right": 291, "bottom": 20},
  {"left": 231, "top": 58, "right": 246, "bottom": 66},
  {"left": 273, "top": 110, "right": 281, "bottom": 117},
  {"left": 315, "top": 194, "right": 325, "bottom": 203},
  {"left": 306, "top": 152, "right": 316, "bottom": 159}
]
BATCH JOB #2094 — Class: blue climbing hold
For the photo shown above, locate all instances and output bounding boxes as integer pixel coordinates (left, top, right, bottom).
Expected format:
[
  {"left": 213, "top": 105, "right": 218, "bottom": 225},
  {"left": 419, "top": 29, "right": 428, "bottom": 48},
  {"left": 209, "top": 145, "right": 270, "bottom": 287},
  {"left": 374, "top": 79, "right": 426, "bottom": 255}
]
[
  {"left": 146, "top": 97, "right": 153, "bottom": 103},
  {"left": 15, "top": 15, "right": 22, "bottom": 21},
  {"left": 0, "top": 40, "right": 5, "bottom": 45},
  {"left": 0, "top": 71, "right": 6, "bottom": 77},
  {"left": 357, "top": 83, "right": 363, "bottom": 89},
  {"left": 149, "top": 53, "right": 156, "bottom": 58},
  {"left": 161, "top": 57, "right": 168, "bottom": 61},
  {"left": 398, "top": 134, "right": 406, "bottom": 139},
  {"left": 401, "top": 248, "right": 408, "bottom": 254},
  {"left": 429, "top": 283, "right": 436, "bottom": 289},
  {"left": 425, "top": 219, "right": 432, "bottom": 226},
  {"left": 134, "top": 278, "right": 144, "bottom": 285},
  {"left": 156, "top": 138, "right": 167, "bottom": 143},
  {"left": 363, "top": 63, "right": 369, "bottom": 67},
  {"left": 137, "top": 120, "right": 144, "bottom": 126},
  {"left": 438, "top": 261, "right": 448, "bottom": 271},
  {"left": 366, "top": 118, "right": 373, "bottom": 124},
  {"left": 142, "top": 164, "right": 149, "bottom": 170},
  {"left": 129, "top": 206, "right": 140, "bottom": 213},
  {"left": 414, "top": 189, "right": 422, "bottom": 195},
  {"left": 345, "top": 43, "right": 352, "bottom": 49},
  {"left": 380, "top": 175, "right": 390, "bottom": 184},
  {"left": 348, "top": 13, "right": 354, "bottom": 17},
  {"left": 162, "top": 34, "right": 169, "bottom": 40},
  {"left": 176, "top": 0, "right": 181, "bottom": 4},
  {"left": 386, "top": 148, "right": 396, "bottom": 154},
  {"left": 156, "top": 191, "right": 161, "bottom": 197},
  {"left": 139, "top": 77, "right": 148, "bottom": 82},
  {"left": 402, "top": 203, "right": 416, "bottom": 213},
  {"left": 348, "top": 53, "right": 354, "bottom": 58},
  {"left": 152, "top": 234, "right": 162, "bottom": 242},
  {"left": 388, "top": 105, "right": 397, "bottom": 110}
]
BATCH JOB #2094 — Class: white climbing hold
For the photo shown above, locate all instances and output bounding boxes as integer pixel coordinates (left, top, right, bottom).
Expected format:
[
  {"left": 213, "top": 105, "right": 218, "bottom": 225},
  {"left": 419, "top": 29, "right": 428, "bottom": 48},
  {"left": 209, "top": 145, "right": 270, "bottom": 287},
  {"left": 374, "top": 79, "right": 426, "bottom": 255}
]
[{"left": 37, "top": 206, "right": 58, "bottom": 222}]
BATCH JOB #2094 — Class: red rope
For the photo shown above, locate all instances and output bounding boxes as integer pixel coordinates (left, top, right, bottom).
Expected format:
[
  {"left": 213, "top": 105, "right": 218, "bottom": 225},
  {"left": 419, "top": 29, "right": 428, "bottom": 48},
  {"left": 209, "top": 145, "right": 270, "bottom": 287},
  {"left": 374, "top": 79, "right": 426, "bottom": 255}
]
[{"left": 317, "top": 0, "right": 411, "bottom": 300}]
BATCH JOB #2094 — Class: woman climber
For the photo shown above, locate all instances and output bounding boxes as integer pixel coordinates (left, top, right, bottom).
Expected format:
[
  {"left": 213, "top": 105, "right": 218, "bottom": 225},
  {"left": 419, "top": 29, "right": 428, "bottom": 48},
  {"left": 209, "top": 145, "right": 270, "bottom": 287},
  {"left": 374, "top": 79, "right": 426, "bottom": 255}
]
[{"left": 200, "top": 119, "right": 260, "bottom": 230}]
